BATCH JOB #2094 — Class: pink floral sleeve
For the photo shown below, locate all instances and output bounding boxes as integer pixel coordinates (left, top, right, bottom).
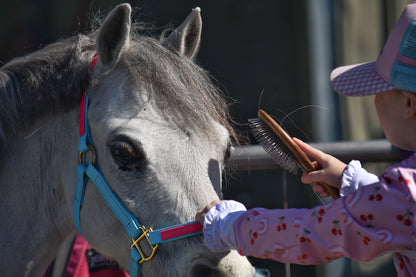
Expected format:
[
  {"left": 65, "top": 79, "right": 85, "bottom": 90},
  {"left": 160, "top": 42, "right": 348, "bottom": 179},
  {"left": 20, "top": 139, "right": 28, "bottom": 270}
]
[{"left": 234, "top": 156, "right": 416, "bottom": 275}]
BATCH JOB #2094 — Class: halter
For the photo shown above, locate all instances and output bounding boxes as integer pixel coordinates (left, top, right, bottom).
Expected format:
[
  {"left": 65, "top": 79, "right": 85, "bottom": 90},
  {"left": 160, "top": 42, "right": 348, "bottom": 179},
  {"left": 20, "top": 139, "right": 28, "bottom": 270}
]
[{"left": 73, "top": 56, "right": 203, "bottom": 277}]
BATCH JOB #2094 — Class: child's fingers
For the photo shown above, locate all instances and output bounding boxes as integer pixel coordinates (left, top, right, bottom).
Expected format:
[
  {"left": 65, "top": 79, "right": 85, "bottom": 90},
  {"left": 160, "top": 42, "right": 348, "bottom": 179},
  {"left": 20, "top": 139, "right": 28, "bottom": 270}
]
[
  {"left": 301, "top": 169, "right": 323, "bottom": 185},
  {"left": 195, "top": 200, "right": 224, "bottom": 224},
  {"left": 311, "top": 160, "right": 321, "bottom": 170},
  {"left": 313, "top": 183, "right": 330, "bottom": 198},
  {"left": 195, "top": 211, "right": 205, "bottom": 224},
  {"left": 303, "top": 170, "right": 331, "bottom": 197},
  {"left": 293, "top": 137, "right": 326, "bottom": 163},
  {"left": 313, "top": 183, "right": 325, "bottom": 193}
]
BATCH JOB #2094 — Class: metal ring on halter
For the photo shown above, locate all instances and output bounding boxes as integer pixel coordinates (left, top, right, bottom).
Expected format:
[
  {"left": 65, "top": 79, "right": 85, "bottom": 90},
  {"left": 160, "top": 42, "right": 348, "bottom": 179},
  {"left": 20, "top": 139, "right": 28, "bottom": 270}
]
[{"left": 78, "top": 144, "right": 97, "bottom": 165}]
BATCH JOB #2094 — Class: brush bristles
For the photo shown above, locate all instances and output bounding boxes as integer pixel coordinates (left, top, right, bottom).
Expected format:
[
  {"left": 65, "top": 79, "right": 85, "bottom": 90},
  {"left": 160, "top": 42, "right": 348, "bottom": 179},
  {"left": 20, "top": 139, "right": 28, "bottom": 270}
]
[{"left": 249, "top": 118, "right": 301, "bottom": 174}]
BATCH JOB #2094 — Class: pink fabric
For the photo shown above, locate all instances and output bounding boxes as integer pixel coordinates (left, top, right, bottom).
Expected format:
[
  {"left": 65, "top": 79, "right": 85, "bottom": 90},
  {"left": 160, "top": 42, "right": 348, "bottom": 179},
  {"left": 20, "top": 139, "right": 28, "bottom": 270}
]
[
  {"left": 44, "top": 234, "right": 130, "bottom": 277},
  {"left": 330, "top": 2, "right": 416, "bottom": 96},
  {"left": 65, "top": 234, "right": 90, "bottom": 277},
  {"left": 90, "top": 55, "right": 99, "bottom": 71},
  {"left": 79, "top": 93, "right": 87, "bottom": 136},
  {"left": 396, "top": 54, "right": 416, "bottom": 66},
  {"left": 330, "top": 62, "right": 395, "bottom": 96},
  {"left": 234, "top": 155, "right": 416, "bottom": 277},
  {"left": 67, "top": 235, "right": 130, "bottom": 277}
]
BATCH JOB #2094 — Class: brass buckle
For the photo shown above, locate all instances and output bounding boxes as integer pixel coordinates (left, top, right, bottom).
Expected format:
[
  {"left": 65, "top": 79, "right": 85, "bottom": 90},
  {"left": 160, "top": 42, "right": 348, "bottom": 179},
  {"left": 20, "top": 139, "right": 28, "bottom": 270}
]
[{"left": 131, "top": 226, "right": 159, "bottom": 263}]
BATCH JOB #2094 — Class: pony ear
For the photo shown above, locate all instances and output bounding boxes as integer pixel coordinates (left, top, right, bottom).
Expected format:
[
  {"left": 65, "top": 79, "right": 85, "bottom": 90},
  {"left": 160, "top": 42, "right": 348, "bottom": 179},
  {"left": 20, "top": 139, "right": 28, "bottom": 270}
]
[
  {"left": 163, "top": 7, "right": 202, "bottom": 60},
  {"left": 96, "top": 3, "right": 131, "bottom": 72}
]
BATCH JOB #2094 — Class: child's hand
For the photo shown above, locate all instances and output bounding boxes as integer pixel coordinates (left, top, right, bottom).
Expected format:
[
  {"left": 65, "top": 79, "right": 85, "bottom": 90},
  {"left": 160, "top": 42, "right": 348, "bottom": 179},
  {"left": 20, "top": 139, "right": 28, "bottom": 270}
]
[
  {"left": 195, "top": 200, "right": 225, "bottom": 224},
  {"left": 293, "top": 138, "right": 347, "bottom": 197}
]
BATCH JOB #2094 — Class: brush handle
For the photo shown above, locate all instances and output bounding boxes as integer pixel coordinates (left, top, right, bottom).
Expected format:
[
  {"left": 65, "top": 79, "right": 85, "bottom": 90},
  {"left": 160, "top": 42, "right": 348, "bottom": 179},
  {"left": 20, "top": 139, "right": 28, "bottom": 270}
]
[{"left": 258, "top": 109, "right": 340, "bottom": 199}]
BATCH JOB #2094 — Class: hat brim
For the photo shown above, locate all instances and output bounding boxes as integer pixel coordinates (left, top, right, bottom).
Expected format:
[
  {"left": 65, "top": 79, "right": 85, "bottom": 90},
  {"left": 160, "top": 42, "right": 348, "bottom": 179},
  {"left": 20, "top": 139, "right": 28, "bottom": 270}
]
[{"left": 330, "top": 62, "right": 396, "bottom": 96}]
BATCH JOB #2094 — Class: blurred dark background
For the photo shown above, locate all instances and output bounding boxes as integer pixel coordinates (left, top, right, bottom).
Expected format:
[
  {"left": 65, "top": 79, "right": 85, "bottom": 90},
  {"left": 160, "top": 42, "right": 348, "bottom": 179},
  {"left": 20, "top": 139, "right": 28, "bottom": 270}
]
[{"left": 1, "top": 0, "right": 411, "bottom": 276}]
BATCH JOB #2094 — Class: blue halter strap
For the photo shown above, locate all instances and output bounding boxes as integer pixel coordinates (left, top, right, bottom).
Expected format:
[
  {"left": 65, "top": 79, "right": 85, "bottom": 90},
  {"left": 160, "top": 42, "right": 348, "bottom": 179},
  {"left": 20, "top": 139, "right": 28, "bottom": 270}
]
[{"left": 73, "top": 56, "right": 202, "bottom": 277}]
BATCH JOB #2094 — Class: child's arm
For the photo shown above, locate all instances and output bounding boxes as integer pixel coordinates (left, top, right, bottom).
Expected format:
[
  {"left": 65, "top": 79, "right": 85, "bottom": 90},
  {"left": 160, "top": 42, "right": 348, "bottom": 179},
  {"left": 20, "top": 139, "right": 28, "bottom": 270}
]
[{"left": 197, "top": 173, "right": 416, "bottom": 266}]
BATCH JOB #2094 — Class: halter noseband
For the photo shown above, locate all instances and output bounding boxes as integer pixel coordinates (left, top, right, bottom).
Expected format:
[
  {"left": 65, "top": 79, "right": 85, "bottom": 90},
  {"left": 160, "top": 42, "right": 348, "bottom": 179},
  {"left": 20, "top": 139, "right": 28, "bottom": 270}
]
[{"left": 73, "top": 56, "right": 203, "bottom": 276}]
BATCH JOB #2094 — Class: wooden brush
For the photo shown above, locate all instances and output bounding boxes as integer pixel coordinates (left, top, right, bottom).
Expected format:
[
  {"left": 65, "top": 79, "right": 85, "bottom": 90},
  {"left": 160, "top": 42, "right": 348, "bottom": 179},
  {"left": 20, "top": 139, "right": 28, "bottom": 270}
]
[{"left": 249, "top": 109, "right": 340, "bottom": 199}]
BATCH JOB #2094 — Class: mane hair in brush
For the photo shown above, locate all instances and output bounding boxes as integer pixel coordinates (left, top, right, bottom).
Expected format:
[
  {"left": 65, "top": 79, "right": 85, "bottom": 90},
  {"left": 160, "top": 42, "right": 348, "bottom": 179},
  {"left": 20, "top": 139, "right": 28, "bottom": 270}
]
[{"left": 249, "top": 109, "right": 340, "bottom": 199}]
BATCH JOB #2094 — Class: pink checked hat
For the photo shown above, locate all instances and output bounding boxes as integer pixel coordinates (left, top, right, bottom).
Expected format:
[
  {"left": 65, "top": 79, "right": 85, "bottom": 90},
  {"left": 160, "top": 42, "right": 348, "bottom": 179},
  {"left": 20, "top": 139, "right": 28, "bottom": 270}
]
[{"left": 331, "top": 2, "right": 416, "bottom": 96}]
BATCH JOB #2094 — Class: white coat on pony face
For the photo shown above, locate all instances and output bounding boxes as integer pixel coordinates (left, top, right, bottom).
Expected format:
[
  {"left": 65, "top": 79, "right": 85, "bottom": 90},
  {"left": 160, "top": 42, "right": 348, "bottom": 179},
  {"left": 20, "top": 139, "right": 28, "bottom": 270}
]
[
  {"left": 81, "top": 69, "right": 244, "bottom": 275},
  {"left": 91, "top": 70, "right": 229, "bottom": 212}
]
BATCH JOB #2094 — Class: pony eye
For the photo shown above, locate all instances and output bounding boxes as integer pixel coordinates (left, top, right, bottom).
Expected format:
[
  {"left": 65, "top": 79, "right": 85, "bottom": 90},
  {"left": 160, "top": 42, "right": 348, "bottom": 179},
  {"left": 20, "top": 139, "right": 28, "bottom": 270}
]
[
  {"left": 110, "top": 139, "right": 146, "bottom": 171},
  {"left": 112, "top": 141, "right": 135, "bottom": 158}
]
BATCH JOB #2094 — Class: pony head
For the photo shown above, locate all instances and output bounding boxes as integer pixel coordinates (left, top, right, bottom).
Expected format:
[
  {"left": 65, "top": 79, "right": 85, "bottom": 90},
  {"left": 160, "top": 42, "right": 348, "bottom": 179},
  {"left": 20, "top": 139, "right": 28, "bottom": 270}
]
[
  {"left": 0, "top": 3, "right": 257, "bottom": 276},
  {"left": 65, "top": 3, "right": 254, "bottom": 276}
]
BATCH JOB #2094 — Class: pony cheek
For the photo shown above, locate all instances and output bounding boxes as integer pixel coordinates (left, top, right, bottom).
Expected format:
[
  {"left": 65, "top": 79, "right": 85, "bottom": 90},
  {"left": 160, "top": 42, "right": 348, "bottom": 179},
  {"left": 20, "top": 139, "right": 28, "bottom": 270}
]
[{"left": 208, "top": 159, "right": 222, "bottom": 197}]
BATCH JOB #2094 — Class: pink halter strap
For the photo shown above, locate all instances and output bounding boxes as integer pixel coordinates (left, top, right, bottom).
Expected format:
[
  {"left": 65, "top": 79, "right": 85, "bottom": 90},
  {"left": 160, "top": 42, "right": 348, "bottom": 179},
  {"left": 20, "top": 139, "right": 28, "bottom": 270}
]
[{"left": 79, "top": 55, "right": 99, "bottom": 137}]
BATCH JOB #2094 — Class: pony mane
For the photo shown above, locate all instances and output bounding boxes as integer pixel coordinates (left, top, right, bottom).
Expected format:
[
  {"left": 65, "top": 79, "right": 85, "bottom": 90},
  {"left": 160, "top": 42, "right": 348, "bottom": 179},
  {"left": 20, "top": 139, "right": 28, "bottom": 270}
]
[
  {"left": 0, "top": 34, "right": 96, "bottom": 153},
  {"left": 0, "top": 24, "right": 238, "bottom": 155}
]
